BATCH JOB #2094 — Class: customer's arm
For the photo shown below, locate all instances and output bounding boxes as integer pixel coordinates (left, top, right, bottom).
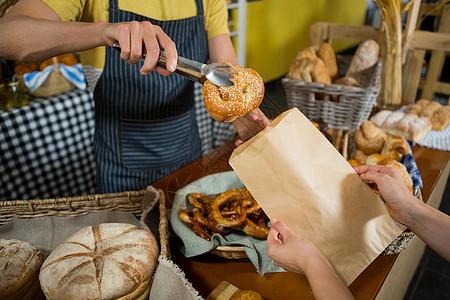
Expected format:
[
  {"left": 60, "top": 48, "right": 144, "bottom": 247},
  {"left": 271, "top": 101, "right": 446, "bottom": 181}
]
[
  {"left": 267, "top": 219, "right": 355, "bottom": 300},
  {"left": 0, "top": 0, "right": 177, "bottom": 75},
  {"left": 355, "top": 165, "right": 450, "bottom": 262}
]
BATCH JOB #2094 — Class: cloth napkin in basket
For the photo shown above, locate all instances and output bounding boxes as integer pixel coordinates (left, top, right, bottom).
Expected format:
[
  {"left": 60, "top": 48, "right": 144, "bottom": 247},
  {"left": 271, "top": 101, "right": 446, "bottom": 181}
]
[
  {"left": 23, "top": 63, "right": 87, "bottom": 91},
  {"left": 169, "top": 171, "right": 284, "bottom": 276}
]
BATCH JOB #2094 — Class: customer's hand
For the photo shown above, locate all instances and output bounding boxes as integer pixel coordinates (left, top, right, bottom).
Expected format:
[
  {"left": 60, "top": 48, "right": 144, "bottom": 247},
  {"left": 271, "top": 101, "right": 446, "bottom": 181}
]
[
  {"left": 354, "top": 165, "right": 420, "bottom": 227},
  {"left": 103, "top": 21, "right": 177, "bottom": 76},
  {"left": 233, "top": 108, "right": 270, "bottom": 146},
  {"left": 267, "top": 218, "right": 328, "bottom": 274}
]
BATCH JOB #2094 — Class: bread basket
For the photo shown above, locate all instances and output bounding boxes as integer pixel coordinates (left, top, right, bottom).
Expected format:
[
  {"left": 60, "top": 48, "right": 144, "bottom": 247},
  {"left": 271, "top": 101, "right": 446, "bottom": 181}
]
[
  {"left": 282, "top": 55, "right": 381, "bottom": 130},
  {"left": 0, "top": 186, "right": 170, "bottom": 258},
  {"left": 342, "top": 130, "right": 421, "bottom": 255}
]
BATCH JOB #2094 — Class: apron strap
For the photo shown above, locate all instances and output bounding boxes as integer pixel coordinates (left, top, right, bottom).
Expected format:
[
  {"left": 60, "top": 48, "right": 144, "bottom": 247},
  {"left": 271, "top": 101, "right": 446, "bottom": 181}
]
[{"left": 109, "top": 0, "right": 118, "bottom": 10}]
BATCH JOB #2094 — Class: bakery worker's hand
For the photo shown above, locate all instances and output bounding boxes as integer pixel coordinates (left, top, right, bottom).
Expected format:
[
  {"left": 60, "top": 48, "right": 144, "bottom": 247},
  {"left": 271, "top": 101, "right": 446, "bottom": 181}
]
[
  {"left": 233, "top": 108, "right": 270, "bottom": 147},
  {"left": 103, "top": 21, "right": 177, "bottom": 76}
]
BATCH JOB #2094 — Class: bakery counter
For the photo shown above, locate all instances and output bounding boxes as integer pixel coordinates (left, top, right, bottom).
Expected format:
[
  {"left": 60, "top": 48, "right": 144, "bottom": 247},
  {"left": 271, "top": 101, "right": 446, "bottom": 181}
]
[{"left": 152, "top": 139, "right": 450, "bottom": 300}]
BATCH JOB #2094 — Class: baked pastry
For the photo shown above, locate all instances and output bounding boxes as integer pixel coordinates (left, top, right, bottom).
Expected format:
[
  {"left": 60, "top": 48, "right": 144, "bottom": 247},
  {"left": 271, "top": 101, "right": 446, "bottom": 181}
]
[
  {"left": 288, "top": 57, "right": 314, "bottom": 82},
  {"left": 354, "top": 121, "right": 387, "bottom": 154},
  {"left": 366, "top": 153, "right": 386, "bottom": 165},
  {"left": 347, "top": 159, "right": 361, "bottom": 168},
  {"left": 369, "top": 110, "right": 432, "bottom": 143},
  {"left": 431, "top": 105, "right": 450, "bottom": 131},
  {"left": 334, "top": 76, "right": 360, "bottom": 87},
  {"left": 345, "top": 39, "right": 379, "bottom": 85},
  {"left": 230, "top": 290, "right": 264, "bottom": 300},
  {"left": 39, "top": 223, "right": 158, "bottom": 300},
  {"left": 352, "top": 150, "right": 368, "bottom": 165},
  {"left": 317, "top": 43, "right": 339, "bottom": 81},
  {"left": 203, "top": 65, "right": 264, "bottom": 122},
  {"left": 419, "top": 101, "right": 442, "bottom": 119},
  {"left": 39, "top": 53, "right": 78, "bottom": 71},
  {"left": 0, "top": 239, "right": 44, "bottom": 300},
  {"left": 381, "top": 135, "right": 410, "bottom": 161},
  {"left": 13, "top": 62, "right": 39, "bottom": 76},
  {"left": 379, "top": 159, "right": 414, "bottom": 194}
]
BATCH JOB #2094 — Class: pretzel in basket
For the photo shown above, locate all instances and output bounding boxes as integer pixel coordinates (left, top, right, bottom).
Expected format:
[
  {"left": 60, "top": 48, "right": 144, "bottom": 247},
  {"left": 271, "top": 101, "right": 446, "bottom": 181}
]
[{"left": 179, "top": 188, "right": 269, "bottom": 241}]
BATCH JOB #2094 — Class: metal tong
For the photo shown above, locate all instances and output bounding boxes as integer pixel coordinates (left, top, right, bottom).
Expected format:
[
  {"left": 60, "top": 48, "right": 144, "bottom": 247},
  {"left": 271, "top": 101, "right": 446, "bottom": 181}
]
[{"left": 112, "top": 44, "right": 237, "bottom": 86}]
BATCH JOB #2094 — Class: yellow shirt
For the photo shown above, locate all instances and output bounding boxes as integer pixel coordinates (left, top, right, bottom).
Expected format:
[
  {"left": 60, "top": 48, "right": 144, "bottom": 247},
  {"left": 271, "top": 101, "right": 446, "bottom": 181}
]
[{"left": 42, "top": 0, "right": 229, "bottom": 69}]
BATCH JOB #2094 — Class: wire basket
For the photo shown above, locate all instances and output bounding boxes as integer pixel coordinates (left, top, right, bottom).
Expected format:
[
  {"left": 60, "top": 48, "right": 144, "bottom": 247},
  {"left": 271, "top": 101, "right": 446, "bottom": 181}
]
[{"left": 282, "top": 55, "right": 382, "bottom": 130}]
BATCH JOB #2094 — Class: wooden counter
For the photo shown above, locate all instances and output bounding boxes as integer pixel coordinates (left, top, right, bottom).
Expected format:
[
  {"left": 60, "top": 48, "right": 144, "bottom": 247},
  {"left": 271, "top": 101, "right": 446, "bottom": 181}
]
[{"left": 152, "top": 140, "right": 450, "bottom": 300}]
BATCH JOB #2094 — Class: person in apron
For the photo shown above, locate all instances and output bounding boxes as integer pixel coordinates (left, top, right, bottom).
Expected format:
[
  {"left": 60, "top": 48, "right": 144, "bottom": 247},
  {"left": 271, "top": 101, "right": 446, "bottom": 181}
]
[
  {"left": 94, "top": 0, "right": 207, "bottom": 193},
  {"left": 0, "top": 0, "right": 270, "bottom": 194}
]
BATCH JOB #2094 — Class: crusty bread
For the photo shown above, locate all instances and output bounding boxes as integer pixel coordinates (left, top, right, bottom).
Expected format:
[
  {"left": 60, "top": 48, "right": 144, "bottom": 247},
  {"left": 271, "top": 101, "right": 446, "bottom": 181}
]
[
  {"left": 381, "top": 135, "right": 410, "bottom": 161},
  {"left": 354, "top": 121, "right": 387, "bottom": 154},
  {"left": 39, "top": 223, "right": 159, "bottom": 300},
  {"left": 369, "top": 110, "right": 432, "bottom": 143},
  {"left": 0, "top": 239, "right": 44, "bottom": 300},
  {"left": 431, "top": 106, "right": 450, "bottom": 131},
  {"left": 366, "top": 153, "right": 386, "bottom": 165},
  {"left": 317, "top": 43, "right": 339, "bottom": 81},
  {"left": 379, "top": 160, "right": 414, "bottom": 194},
  {"left": 345, "top": 39, "right": 379, "bottom": 85}
]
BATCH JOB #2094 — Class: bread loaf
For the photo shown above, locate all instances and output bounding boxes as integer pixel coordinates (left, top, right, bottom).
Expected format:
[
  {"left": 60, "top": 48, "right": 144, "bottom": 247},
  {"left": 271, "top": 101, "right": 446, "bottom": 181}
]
[
  {"left": 317, "top": 43, "right": 339, "bottom": 81},
  {"left": 431, "top": 106, "right": 450, "bottom": 131},
  {"left": 39, "top": 223, "right": 158, "bottom": 300},
  {"left": 0, "top": 239, "right": 44, "bottom": 300},
  {"left": 369, "top": 110, "right": 432, "bottom": 143},
  {"left": 345, "top": 39, "right": 379, "bottom": 85}
]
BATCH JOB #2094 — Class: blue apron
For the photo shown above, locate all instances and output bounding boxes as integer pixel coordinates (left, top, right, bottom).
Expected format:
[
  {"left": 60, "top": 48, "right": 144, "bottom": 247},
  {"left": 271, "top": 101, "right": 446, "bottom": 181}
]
[{"left": 93, "top": 0, "right": 207, "bottom": 193}]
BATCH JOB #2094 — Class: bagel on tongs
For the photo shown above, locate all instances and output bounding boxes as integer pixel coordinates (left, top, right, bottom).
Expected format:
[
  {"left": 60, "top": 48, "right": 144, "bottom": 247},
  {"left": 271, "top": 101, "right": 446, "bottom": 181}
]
[{"left": 202, "top": 64, "right": 265, "bottom": 122}]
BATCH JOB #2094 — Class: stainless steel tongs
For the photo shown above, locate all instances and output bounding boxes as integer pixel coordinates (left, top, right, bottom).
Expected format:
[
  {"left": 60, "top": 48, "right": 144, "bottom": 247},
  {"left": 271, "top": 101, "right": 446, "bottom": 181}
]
[{"left": 112, "top": 44, "right": 237, "bottom": 86}]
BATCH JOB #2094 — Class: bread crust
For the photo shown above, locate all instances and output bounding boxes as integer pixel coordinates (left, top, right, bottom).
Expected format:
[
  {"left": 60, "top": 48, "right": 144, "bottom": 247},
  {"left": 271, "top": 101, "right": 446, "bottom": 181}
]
[
  {"left": 39, "top": 223, "right": 158, "bottom": 300},
  {"left": 0, "top": 239, "right": 44, "bottom": 300},
  {"left": 202, "top": 65, "right": 264, "bottom": 122},
  {"left": 354, "top": 121, "right": 387, "bottom": 154}
]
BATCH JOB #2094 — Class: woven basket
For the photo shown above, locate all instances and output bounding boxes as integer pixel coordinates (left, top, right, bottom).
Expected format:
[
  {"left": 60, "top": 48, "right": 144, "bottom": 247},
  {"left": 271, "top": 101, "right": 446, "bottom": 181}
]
[
  {"left": 342, "top": 130, "right": 419, "bottom": 255},
  {"left": 0, "top": 186, "right": 170, "bottom": 258},
  {"left": 282, "top": 55, "right": 382, "bottom": 130},
  {"left": 210, "top": 245, "right": 248, "bottom": 260}
]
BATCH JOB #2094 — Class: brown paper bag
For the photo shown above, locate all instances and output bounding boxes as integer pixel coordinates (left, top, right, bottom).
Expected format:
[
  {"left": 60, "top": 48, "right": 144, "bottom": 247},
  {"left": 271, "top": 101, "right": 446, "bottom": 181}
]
[{"left": 229, "top": 108, "right": 405, "bottom": 285}]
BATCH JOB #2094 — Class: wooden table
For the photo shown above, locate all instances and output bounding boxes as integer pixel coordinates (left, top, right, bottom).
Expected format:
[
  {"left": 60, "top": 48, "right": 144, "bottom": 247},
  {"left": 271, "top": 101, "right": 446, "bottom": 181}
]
[{"left": 152, "top": 140, "right": 450, "bottom": 300}]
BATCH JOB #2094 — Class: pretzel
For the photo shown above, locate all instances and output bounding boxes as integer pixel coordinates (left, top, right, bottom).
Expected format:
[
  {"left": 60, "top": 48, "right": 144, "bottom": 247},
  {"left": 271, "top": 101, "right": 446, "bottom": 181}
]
[
  {"left": 187, "top": 193, "right": 214, "bottom": 214},
  {"left": 242, "top": 218, "right": 269, "bottom": 239},
  {"left": 192, "top": 208, "right": 227, "bottom": 233},
  {"left": 209, "top": 189, "right": 248, "bottom": 227}
]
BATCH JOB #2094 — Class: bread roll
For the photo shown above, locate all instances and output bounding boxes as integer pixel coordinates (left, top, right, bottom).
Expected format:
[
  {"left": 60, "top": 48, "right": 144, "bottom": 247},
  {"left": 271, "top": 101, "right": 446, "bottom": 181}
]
[
  {"left": 379, "top": 160, "right": 414, "bottom": 194},
  {"left": 347, "top": 159, "right": 361, "bottom": 168},
  {"left": 345, "top": 39, "right": 379, "bottom": 84},
  {"left": 352, "top": 150, "right": 368, "bottom": 165},
  {"left": 334, "top": 76, "right": 360, "bottom": 87},
  {"left": 288, "top": 57, "right": 314, "bottom": 82},
  {"left": 317, "top": 43, "right": 338, "bottom": 81},
  {"left": 369, "top": 110, "right": 392, "bottom": 127},
  {"left": 431, "top": 105, "right": 450, "bottom": 131},
  {"left": 354, "top": 121, "right": 387, "bottom": 154},
  {"left": 419, "top": 101, "right": 442, "bottom": 119},
  {"left": 366, "top": 153, "right": 386, "bottom": 165},
  {"left": 311, "top": 56, "right": 332, "bottom": 84},
  {"left": 39, "top": 223, "right": 158, "bottom": 300},
  {"left": 0, "top": 239, "right": 44, "bottom": 300},
  {"left": 381, "top": 135, "right": 410, "bottom": 161}
]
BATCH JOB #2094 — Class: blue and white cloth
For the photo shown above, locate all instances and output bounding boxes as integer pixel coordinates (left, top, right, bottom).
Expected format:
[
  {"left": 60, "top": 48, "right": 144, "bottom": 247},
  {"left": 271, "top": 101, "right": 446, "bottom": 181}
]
[
  {"left": 416, "top": 125, "right": 450, "bottom": 152},
  {"left": 402, "top": 141, "right": 423, "bottom": 196},
  {"left": 23, "top": 63, "right": 87, "bottom": 91}
]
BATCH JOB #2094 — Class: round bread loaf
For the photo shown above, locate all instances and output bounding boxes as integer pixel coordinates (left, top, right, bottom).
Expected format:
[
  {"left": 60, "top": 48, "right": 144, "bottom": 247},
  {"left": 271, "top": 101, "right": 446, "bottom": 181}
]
[
  {"left": 202, "top": 65, "right": 264, "bottom": 123},
  {"left": 39, "top": 223, "right": 158, "bottom": 300},
  {"left": 0, "top": 239, "right": 44, "bottom": 300}
]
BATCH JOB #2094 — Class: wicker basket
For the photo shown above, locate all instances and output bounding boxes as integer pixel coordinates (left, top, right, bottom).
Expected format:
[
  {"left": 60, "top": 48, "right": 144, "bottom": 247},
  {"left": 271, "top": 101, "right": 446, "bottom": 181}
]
[
  {"left": 341, "top": 130, "right": 419, "bottom": 255},
  {"left": 210, "top": 245, "right": 248, "bottom": 260},
  {"left": 0, "top": 186, "right": 170, "bottom": 258},
  {"left": 282, "top": 55, "right": 382, "bottom": 130}
]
